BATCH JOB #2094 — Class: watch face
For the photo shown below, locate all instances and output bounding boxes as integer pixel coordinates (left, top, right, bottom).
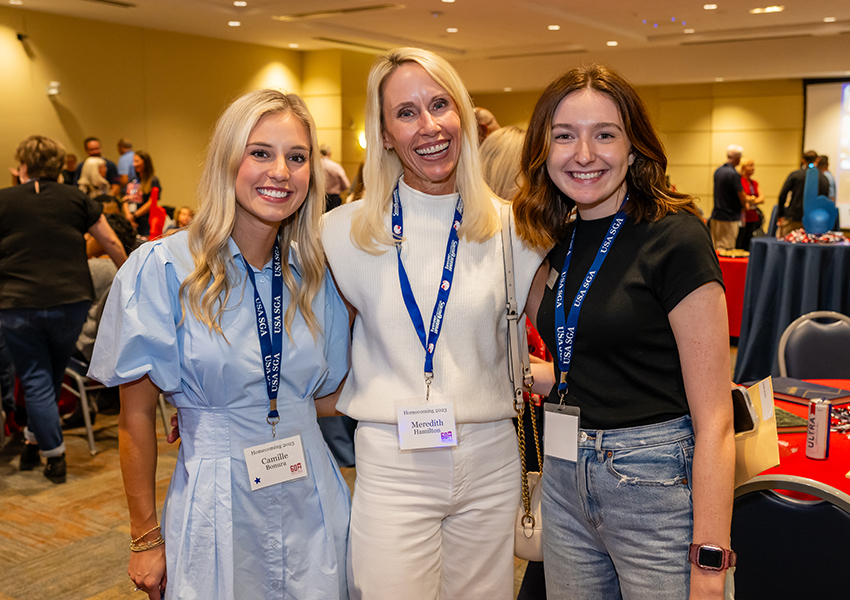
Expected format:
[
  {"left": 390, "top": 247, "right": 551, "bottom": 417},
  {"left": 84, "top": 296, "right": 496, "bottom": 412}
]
[{"left": 698, "top": 547, "right": 725, "bottom": 569}]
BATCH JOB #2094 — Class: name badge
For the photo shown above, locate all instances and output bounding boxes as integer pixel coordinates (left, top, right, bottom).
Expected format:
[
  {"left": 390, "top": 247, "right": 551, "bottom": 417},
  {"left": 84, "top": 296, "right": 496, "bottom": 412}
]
[
  {"left": 546, "top": 267, "right": 560, "bottom": 290},
  {"left": 243, "top": 434, "right": 308, "bottom": 491},
  {"left": 396, "top": 401, "right": 458, "bottom": 451},
  {"left": 544, "top": 404, "right": 580, "bottom": 462}
]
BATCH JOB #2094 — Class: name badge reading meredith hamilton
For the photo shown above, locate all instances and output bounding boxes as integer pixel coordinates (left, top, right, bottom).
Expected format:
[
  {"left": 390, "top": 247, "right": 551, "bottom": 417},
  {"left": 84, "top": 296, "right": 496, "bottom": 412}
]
[
  {"left": 243, "top": 434, "right": 308, "bottom": 491},
  {"left": 396, "top": 402, "right": 458, "bottom": 451}
]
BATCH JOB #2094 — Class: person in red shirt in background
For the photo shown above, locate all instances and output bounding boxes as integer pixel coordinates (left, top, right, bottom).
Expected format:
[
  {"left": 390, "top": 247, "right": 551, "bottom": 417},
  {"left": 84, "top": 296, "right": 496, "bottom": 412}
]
[{"left": 736, "top": 157, "right": 765, "bottom": 251}]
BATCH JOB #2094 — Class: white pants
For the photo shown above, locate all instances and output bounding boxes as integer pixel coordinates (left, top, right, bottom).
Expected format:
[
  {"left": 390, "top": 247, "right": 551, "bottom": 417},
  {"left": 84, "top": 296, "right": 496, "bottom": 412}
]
[{"left": 348, "top": 420, "right": 520, "bottom": 600}]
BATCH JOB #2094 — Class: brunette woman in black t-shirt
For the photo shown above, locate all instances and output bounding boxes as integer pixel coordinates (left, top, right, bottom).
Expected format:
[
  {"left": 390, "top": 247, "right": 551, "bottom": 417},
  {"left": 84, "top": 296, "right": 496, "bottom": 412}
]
[{"left": 513, "top": 65, "right": 734, "bottom": 600}]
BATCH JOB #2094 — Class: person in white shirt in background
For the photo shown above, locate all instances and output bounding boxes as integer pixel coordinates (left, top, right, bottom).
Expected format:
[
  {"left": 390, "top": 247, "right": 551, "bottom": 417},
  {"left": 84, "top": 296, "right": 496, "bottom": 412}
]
[{"left": 320, "top": 144, "right": 350, "bottom": 212}]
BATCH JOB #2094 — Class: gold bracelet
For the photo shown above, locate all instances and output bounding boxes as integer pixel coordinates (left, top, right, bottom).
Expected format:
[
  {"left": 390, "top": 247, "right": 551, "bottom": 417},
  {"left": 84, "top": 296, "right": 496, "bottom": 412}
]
[
  {"left": 130, "top": 536, "right": 165, "bottom": 552},
  {"left": 131, "top": 525, "right": 161, "bottom": 545}
]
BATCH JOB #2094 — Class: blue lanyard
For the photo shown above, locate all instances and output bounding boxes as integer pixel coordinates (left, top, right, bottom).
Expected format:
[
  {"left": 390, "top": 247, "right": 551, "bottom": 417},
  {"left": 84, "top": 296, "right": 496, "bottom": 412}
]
[
  {"left": 391, "top": 183, "right": 463, "bottom": 399},
  {"left": 242, "top": 241, "right": 284, "bottom": 437},
  {"left": 554, "top": 197, "right": 628, "bottom": 403}
]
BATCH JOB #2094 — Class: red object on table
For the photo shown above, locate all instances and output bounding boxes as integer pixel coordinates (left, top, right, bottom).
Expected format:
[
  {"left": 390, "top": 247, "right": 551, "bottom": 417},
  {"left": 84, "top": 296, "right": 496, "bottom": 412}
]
[
  {"left": 763, "top": 379, "right": 850, "bottom": 497},
  {"left": 717, "top": 254, "right": 748, "bottom": 337}
]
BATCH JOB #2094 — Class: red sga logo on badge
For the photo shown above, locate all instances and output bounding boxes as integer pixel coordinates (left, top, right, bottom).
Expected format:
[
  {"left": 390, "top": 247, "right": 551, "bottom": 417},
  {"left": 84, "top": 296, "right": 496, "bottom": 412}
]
[{"left": 290, "top": 463, "right": 303, "bottom": 474}]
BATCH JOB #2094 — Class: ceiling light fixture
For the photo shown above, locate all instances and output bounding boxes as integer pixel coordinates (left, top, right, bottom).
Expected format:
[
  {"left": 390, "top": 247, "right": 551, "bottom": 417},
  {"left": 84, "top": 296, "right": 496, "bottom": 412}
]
[
  {"left": 704, "top": 4, "right": 718, "bottom": 10},
  {"left": 446, "top": 27, "right": 458, "bottom": 33},
  {"left": 823, "top": 16, "right": 836, "bottom": 22},
  {"left": 442, "top": 0, "right": 455, "bottom": 3},
  {"left": 715, "top": 77, "right": 724, "bottom": 82},
  {"left": 749, "top": 5, "right": 784, "bottom": 13},
  {"left": 289, "top": 43, "right": 299, "bottom": 48},
  {"left": 233, "top": 1, "right": 247, "bottom": 6},
  {"left": 228, "top": 21, "right": 241, "bottom": 26},
  {"left": 9, "top": 0, "right": 23, "bottom": 4},
  {"left": 606, "top": 41, "right": 618, "bottom": 47},
  {"left": 684, "top": 28, "right": 695, "bottom": 33},
  {"left": 548, "top": 25, "right": 560, "bottom": 31},
  {"left": 503, "top": 87, "right": 512, "bottom": 92}
]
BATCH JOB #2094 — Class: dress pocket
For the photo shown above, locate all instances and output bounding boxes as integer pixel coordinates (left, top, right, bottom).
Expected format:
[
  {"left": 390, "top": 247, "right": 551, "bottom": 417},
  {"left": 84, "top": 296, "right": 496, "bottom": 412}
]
[{"left": 605, "top": 437, "right": 694, "bottom": 487}]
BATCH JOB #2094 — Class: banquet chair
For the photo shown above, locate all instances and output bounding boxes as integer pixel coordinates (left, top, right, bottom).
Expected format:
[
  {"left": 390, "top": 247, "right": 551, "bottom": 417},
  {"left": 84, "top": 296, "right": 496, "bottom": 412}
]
[
  {"left": 63, "top": 356, "right": 170, "bottom": 455},
  {"left": 777, "top": 310, "right": 850, "bottom": 378},
  {"left": 731, "top": 474, "right": 850, "bottom": 600}
]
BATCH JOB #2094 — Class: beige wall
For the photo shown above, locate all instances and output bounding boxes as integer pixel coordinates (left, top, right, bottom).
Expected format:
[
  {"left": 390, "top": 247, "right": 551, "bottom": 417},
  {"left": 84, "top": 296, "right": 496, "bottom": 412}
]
[
  {"left": 475, "top": 80, "right": 805, "bottom": 218},
  {"left": 1, "top": 5, "right": 811, "bottom": 221},
  {"left": 0, "top": 7, "right": 301, "bottom": 208}
]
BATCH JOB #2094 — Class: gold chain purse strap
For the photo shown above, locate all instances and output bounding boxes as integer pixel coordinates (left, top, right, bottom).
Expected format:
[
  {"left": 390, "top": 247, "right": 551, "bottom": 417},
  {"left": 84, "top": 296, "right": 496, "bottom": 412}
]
[{"left": 499, "top": 204, "right": 540, "bottom": 528}]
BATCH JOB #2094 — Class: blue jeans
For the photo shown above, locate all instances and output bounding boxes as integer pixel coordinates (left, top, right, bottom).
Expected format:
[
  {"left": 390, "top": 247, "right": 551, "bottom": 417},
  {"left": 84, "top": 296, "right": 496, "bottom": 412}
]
[
  {"left": 542, "top": 415, "right": 695, "bottom": 600},
  {"left": 0, "top": 301, "right": 90, "bottom": 455},
  {"left": 0, "top": 329, "right": 16, "bottom": 417}
]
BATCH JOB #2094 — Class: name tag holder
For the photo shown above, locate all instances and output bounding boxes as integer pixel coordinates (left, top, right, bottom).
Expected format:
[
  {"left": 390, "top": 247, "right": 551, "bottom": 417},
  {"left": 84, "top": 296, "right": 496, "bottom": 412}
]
[
  {"left": 544, "top": 404, "right": 580, "bottom": 463},
  {"left": 395, "top": 398, "right": 458, "bottom": 452},
  {"left": 243, "top": 434, "right": 308, "bottom": 491}
]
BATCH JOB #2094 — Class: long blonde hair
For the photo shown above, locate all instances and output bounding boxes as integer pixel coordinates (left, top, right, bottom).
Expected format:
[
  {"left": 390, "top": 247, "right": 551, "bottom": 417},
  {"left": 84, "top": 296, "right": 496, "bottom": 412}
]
[
  {"left": 351, "top": 47, "right": 500, "bottom": 253},
  {"left": 181, "top": 89, "right": 326, "bottom": 340},
  {"left": 480, "top": 125, "right": 526, "bottom": 201}
]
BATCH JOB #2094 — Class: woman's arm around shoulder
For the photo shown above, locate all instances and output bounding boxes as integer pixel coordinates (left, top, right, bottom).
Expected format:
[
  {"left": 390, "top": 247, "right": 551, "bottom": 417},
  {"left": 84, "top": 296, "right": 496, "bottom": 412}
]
[{"left": 668, "top": 281, "right": 735, "bottom": 600}]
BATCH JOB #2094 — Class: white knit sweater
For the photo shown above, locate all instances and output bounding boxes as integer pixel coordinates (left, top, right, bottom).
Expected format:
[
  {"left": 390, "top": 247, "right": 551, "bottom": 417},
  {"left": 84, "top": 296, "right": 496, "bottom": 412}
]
[{"left": 321, "top": 179, "right": 545, "bottom": 424}]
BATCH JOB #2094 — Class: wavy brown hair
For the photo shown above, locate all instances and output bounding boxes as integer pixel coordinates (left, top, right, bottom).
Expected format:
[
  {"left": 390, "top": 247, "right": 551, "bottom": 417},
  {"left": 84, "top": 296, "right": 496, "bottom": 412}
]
[{"left": 513, "top": 64, "right": 699, "bottom": 250}]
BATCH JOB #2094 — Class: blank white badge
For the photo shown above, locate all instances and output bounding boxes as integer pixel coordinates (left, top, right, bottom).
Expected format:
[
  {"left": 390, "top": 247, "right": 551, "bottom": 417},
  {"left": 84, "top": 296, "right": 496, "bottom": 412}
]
[{"left": 544, "top": 404, "right": 580, "bottom": 462}]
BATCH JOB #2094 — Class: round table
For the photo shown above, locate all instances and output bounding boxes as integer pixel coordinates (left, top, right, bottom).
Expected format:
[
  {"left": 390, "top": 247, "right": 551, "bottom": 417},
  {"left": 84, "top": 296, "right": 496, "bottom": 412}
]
[{"left": 733, "top": 238, "right": 850, "bottom": 383}]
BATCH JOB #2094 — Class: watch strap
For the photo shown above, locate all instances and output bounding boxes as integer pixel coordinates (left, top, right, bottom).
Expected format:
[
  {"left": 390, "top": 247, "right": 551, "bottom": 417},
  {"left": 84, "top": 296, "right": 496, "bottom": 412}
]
[{"left": 688, "top": 543, "right": 737, "bottom": 570}]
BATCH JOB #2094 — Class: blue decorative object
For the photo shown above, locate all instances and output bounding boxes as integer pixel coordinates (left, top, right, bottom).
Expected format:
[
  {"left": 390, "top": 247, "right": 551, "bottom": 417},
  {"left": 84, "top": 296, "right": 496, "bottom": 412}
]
[{"left": 802, "top": 165, "right": 838, "bottom": 235}]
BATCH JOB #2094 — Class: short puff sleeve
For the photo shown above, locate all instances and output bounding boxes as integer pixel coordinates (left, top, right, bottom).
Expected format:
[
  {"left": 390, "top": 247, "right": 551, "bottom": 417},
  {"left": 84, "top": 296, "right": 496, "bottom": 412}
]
[{"left": 88, "top": 240, "right": 183, "bottom": 393}]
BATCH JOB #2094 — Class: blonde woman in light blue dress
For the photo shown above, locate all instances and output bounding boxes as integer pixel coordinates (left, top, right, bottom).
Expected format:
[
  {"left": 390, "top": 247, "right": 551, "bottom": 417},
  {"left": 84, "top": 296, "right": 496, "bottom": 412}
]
[{"left": 90, "top": 89, "right": 351, "bottom": 600}]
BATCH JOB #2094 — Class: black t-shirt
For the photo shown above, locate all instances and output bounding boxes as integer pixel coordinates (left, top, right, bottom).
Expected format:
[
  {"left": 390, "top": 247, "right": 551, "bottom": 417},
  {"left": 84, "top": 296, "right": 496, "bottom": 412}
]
[
  {"left": 777, "top": 168, "right": 830, "bottom": 221},
  {"left": 538, "top": 209, "right": 723, "bottom": 430},
  {"left": 0, "top": 180, "right": 102, "bottom": 309},
  {"left": 711, "top": 163, "right": 744, "bottom": 221}
]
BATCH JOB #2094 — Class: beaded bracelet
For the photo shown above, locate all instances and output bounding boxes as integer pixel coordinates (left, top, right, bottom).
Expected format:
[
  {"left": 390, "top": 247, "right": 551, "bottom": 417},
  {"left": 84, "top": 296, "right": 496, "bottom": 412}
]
[
  {"left": 131, "top": 525, "right": 161, "bottom": 545},
  {"left": 130, "top": 536, "right": 165, "bottom": 553}
]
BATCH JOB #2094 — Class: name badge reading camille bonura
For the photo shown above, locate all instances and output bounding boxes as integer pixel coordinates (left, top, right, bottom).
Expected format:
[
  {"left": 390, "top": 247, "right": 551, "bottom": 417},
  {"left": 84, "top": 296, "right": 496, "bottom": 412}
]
[
  {"left": 396, "top": 401, "right": 458, "bottom": 451},
  {"left": 243, "top": 434, "right": 308, "bottom": 491}
]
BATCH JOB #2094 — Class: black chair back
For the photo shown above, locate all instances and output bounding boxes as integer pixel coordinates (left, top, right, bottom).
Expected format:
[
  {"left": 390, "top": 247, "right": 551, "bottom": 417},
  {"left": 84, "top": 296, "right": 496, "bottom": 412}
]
[
  {"left": 778, "top": 311, "right": 850, "bottom": 378},
  {"left": 732, "top": 475, "right": 850, "bottom": 599}
]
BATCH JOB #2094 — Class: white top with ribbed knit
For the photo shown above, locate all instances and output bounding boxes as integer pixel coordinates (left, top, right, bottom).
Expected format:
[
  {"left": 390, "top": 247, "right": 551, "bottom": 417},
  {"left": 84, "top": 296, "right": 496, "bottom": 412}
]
[{"left": 321, "top": 179, "right": 545, "bottom": 424}]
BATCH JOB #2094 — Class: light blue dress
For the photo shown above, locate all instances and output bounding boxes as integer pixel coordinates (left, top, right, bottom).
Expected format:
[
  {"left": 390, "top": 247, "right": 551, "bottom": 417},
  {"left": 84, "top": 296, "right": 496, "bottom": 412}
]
[{"left": 89, "top": 231, "right": 351, "bottom": 600}]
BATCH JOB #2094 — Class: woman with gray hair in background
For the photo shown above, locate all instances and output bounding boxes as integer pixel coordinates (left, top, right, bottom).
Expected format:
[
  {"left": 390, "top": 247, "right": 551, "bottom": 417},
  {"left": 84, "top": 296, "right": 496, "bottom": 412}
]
[{"left": 0, "top": 135, "right": 126, "bottom": 483}]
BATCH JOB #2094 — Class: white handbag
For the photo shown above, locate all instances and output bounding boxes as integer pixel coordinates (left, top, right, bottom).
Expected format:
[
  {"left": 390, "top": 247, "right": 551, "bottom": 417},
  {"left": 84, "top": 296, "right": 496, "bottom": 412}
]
[{"left": 500, "top": 205, "right": 544, "bottom": 562}]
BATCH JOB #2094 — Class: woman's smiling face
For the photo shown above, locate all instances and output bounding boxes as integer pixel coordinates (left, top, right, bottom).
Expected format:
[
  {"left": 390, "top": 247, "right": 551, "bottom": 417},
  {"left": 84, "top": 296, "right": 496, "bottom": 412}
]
[
  {"left": 546, "top": 88, "right": 634, "bottom": 219},
  {"left": 234, "top": 111, "right": 311, "bottom": 230},
  {"left": 381, "top": 63, "right": 462, "bottom": 195}
]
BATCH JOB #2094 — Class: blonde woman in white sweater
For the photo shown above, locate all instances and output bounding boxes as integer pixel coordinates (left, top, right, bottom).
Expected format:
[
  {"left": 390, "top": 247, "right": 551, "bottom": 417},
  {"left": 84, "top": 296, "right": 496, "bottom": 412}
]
[{"left": 322, "top": 47, "right": 544, "bottom": 600}]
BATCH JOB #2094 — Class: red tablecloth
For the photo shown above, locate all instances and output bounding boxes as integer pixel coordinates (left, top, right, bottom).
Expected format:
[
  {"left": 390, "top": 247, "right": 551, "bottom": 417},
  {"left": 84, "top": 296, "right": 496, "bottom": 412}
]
[
  {"left": 717, "top": 254, "right": 748, "bottom": 337},
  {"left": 762, "top": 379, "right": 850, "bottom": 496}
]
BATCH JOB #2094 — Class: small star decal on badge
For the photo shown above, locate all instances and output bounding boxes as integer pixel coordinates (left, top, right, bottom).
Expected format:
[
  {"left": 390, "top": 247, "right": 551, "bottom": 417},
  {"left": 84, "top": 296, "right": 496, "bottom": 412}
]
[{"left": 254, "top": 477, "right": 261, "bottom": 484}]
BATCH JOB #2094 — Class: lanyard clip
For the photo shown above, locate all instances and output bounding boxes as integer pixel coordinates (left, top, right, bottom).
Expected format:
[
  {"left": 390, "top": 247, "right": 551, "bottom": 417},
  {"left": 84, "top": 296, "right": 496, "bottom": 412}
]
[
  {"left": 425, "top": 372, "right": 434, "bottom": 402},
  {"left": 267, "top": 399, "right": 280, "bottom": 438},
  {"left": 558, "top": 372, "right": 568, "bottom": 407}
]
